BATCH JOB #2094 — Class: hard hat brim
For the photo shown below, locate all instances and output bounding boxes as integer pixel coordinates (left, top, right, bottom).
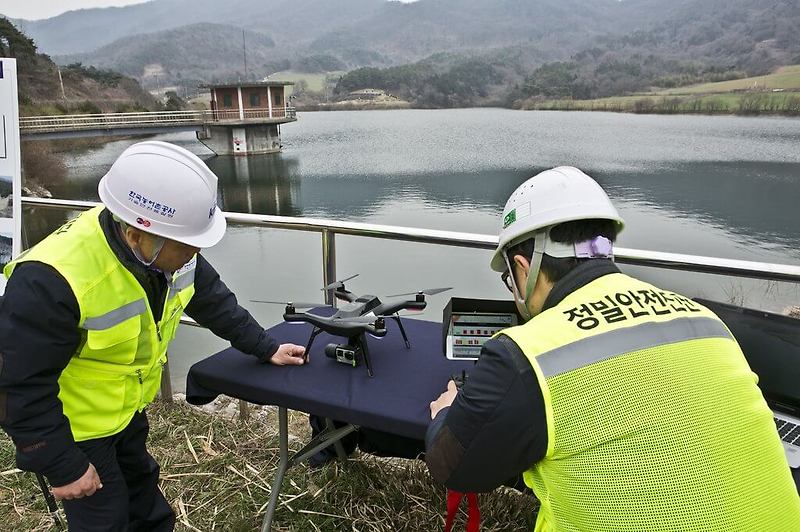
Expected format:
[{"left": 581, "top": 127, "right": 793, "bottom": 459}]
[{"left": 175, "top": 208, "right": 227, "bottom": 248}]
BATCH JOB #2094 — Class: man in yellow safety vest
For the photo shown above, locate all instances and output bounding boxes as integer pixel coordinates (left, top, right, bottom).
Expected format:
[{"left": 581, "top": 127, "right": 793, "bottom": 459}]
[
  {"left": 0, "top": 141, "right": 306, "bottom": 530},
  {"left": 426, "top": 166, "right": 800, "bottom": 531}
]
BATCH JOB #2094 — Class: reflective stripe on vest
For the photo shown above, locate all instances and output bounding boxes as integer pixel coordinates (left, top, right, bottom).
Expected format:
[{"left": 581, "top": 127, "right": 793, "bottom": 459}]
[
  {"left": 171, "top": 267, "right": 195, "bottom": 292},
  {"left": 167, "top": 264, "right": 195, "bottom": 304},
  {"left": 82, "top": 299, "right": 147, "bottom": 330},
  {"left": 538, "top": 316, "right": 733, "bottom": 378}
]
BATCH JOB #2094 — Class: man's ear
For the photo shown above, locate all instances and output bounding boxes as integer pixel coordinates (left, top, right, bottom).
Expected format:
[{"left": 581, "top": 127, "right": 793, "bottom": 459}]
[
  {"left": 122, "top": 225, "right": 143, "bottom": 248},
  {"left": 513, "top": 254, "right": 530, "bottom": 276}
]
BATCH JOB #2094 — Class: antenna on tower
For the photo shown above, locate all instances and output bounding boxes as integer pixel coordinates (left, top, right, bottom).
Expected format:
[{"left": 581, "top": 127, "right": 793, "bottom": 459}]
[{"left": 242, "top": 29, "right": 248, "bottom": 81}]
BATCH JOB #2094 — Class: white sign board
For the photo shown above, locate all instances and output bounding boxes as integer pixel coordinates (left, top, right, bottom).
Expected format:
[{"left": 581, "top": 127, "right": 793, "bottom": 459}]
[{"left": 0, "top": 59, "right": 22, "bottom": 294}]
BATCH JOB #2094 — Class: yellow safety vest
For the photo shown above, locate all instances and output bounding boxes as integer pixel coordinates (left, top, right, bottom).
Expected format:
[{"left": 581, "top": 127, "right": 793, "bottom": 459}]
[
  {"left": 4, "top": 207, "right": 196, "bottom": 441},
  {"left": 501, "top": 272, "right": 800, "bottom": 532}
]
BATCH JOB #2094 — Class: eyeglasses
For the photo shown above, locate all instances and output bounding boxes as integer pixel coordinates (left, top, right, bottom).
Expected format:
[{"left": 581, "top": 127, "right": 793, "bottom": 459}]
[{"left": 501, "top": 270, "right": 514, "bottom": 293}]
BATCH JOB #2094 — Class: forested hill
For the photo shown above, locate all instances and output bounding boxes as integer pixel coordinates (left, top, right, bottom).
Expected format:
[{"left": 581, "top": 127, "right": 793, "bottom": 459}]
[
  {"left": 8, "top": 0, "right": 383, "bottom": 56},
  {"left": 0, "top": 18, "right": 156, "bottom": 115},
  {"left": 5, "top": 0, "right": 799, "bottom": 108},
  {"left": 615, "top": 0, "right": 799, "bottom": 74},
  {"left": 10, "top": 0, "right": 637, "bottom": 90},
  {"left": 517, "top": 0, "right": 800, "bottom": 100},
  {"left": 335, "top": 0, "right": 800, "bottom": 107},
  {"left": 61, "top": 24, "right": 279, "bottom": 90}
]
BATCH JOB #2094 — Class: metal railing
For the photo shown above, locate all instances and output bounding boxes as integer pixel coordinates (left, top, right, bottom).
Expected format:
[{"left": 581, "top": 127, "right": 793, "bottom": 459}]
[
  {"left": 20, "top": 196, "right": 800, "bottom": 397},
  {"left": 22, "top": 197, "right": 800, "bottom": 284},
  {"left": 19, "top": 107, "right": 297, "bottom": 134}
]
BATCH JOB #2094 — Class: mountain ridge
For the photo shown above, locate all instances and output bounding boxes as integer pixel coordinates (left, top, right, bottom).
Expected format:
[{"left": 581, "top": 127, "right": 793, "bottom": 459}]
[{"left": 5, "top": 0, "right": 798, "bottom": 108}]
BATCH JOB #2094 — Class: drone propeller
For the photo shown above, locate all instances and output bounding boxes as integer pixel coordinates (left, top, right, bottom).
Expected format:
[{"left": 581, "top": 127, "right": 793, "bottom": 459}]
[
  {"left": 322, "top": 273, "right": 359, "bottom": 291},
  {"left": 386, "top": 287, "right": 453, "bottom": 298},
  {"left": 250, "top": 300, "right": 330, "bottom": 309}
]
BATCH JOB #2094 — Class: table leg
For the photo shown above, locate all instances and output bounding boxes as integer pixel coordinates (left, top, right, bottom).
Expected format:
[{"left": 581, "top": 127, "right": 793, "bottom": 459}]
[
  {"left": 261, "top": 407, "right": 289, "bottom": 532},
  {"left": 260, "top": 410, "right": 359, "bottom": 531},
  {"left": 325, "top": 418, "right": 349, "bottom": 464}
]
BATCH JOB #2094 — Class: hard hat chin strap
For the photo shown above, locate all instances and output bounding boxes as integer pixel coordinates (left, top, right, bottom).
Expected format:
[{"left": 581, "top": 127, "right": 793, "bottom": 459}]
[
  {"left": 504, "top": 231, "right": 546, "bottom": 322},
  {"left": 522, "top": 231, "right": 546, "bottom": 321},
  {"left": 505, "top": 232, "right": 613, "bottom": 321}
]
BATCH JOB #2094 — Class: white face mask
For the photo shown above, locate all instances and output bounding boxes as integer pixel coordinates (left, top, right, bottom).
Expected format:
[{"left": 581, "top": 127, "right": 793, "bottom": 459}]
[
  {"left": 131, "top": 235, "right": 166, "bottom": 268},
  {"left": 117, "top": 219, "right": 166, "bottom": 270}
]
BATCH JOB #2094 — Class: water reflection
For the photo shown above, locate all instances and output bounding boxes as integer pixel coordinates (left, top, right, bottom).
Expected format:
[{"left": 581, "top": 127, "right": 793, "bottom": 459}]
[
  {"left": 22, "top": 208, "right": 71, "bottom": 249},
  {"left": 596, "top": 161, "right": 800, "bottom": 253},
  {"left": 208, "top": 154, "right": 302, "bottom": 217}
]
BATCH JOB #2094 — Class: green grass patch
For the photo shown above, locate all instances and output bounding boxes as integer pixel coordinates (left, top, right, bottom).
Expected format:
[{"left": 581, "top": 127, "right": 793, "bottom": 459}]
[
  {"left": 656, "top": 65, "right": 800, "bottom": 95},
  {"left": 271, "top": 71, "right": 345, "bottom": 93},
  {"left": 518, "top": 65, "right": 800, "bottom": 115},
  {"left": 521, "top": 91, "right": 800, "bottom": 115},
  {"left": 0, "top": 400, "right": 538, "bottom": 531}
]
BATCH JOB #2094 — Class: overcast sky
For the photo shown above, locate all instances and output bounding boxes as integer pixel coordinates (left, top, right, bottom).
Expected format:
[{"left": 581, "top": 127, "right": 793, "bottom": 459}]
[{"left": 2, "top": 0, "right": 417, "bottom": 21}]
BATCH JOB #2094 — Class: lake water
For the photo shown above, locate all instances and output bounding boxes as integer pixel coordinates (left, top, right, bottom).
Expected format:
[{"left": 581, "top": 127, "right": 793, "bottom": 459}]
[{"left": 31, "top": 109, "right": 800, "bottom": 390}]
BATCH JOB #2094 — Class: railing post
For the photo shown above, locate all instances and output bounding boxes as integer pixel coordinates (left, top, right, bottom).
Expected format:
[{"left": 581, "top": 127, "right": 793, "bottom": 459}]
[
  {"left": 322, "top": 229, "right": 337, "bottom": 306},
  {"left": 239, "top": 399, "right": 250, "bottom": 422},
  {"left": 160, "top": 359, "right": 173, "bottom": 403}
]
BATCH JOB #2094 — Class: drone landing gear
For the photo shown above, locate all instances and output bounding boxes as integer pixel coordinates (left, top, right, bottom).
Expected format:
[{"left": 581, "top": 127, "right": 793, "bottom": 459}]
[
  {"left": 304, "top": 327, "right": 323, "bottom": 364},
  {"left": 390, "top": 315, "right": 411, "bottom": 349},
  {"left": 356, "top": 334, "right": 374, "bottom": 377}
]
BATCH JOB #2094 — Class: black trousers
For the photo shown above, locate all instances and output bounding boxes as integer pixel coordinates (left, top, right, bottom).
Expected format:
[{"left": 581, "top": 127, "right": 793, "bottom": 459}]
[{"left": 62, "top": 411, "right": 175, "bottom": 532}]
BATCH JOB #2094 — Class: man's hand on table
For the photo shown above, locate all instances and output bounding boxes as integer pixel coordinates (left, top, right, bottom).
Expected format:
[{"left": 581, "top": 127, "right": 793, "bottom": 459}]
[
  {"left": 269, "top": 343, "right": 306, "bottom": 365},
  {"left": 430, "top": 380, "right": 458, "bottom": 419}
]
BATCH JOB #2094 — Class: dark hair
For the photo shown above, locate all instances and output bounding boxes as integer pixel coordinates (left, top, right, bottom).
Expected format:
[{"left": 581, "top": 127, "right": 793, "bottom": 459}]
[{"left": 505, "top": 219, "right": 618, "bottom": 284}]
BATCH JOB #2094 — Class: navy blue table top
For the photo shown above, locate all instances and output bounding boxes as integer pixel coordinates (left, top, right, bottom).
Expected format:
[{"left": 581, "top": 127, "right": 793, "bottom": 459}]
[{"left": 185, "top": 314, "right": 473, "bottom": 440}]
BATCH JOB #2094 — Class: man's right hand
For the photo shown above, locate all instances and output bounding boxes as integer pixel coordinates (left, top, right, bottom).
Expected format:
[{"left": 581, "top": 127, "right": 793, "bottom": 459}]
[{"left": 51, "top": 463, "right": 103, "bottom": 501}]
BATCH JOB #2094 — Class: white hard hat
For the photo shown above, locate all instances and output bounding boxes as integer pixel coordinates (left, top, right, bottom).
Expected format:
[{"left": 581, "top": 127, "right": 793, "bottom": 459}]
[
  {"left": 490, "top": 166, "right": 624, "bottom": 272},
  {"left": 98, "top": 141, "right": 226, "bottom": 248}
]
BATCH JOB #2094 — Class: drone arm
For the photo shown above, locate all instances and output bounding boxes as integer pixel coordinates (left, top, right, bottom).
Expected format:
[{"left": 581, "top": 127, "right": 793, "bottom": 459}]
[
  {"left": 374, "top": 299, "right": 426, "bottom": 316},
  {"left": 284, "top": 312, "right": 387, "bottom": 337},
  {"left": 335, "top": 291, "right": 358, "bottom": 303},
  {"left": 365, "top": 324, "right": 388, "bottom": 337},
  {"left": 284, "top": 312, "right": 334, "bottom": 330}
]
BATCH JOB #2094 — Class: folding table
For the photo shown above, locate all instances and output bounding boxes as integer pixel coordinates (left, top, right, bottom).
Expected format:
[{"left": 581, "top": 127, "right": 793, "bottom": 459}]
[{"left": 186, "top": 315, "right": 472, "bottom": 530}]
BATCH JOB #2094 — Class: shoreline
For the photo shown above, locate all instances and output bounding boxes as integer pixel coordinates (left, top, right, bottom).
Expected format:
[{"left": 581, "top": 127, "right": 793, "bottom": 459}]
[{"left": 297, "top": 98, "right": 800, "bottom": 117}]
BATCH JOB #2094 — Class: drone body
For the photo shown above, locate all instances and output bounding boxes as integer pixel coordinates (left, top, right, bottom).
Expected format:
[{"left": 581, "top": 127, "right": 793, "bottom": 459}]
[{"left": 253, "top": 275, "right": 450, "bottom": 377}]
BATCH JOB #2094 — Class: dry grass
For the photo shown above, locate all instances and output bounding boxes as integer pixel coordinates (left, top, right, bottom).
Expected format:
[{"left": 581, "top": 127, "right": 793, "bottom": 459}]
[{"left": 0, "top": 399, "right": 538, "bottom": 531}]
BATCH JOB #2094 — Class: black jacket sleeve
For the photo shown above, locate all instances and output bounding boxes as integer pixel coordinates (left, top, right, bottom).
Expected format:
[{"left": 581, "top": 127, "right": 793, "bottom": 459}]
[
  {"left": 0, "top": 262, "right": 90, "bottom": 487},
  {"left": 184, "top": 254, "right": 279, "bottom": 362},
  {"left": 425, "top": 335, "right": 548, "bottom": 493}
]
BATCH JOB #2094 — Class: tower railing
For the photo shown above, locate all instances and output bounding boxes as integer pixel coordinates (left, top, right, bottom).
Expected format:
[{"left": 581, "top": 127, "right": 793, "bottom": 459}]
[{"left": 20, "top": 108, "right": 297, "bottom": 134}]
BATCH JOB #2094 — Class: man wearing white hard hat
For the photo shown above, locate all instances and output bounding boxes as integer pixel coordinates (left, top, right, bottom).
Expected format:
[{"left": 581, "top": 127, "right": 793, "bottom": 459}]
[
  {"left": 0, "top": 141, "right": 305, "bottom": 530},
  {"left": 426, "top": 167, "right": 799, "bottom": 530}
]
